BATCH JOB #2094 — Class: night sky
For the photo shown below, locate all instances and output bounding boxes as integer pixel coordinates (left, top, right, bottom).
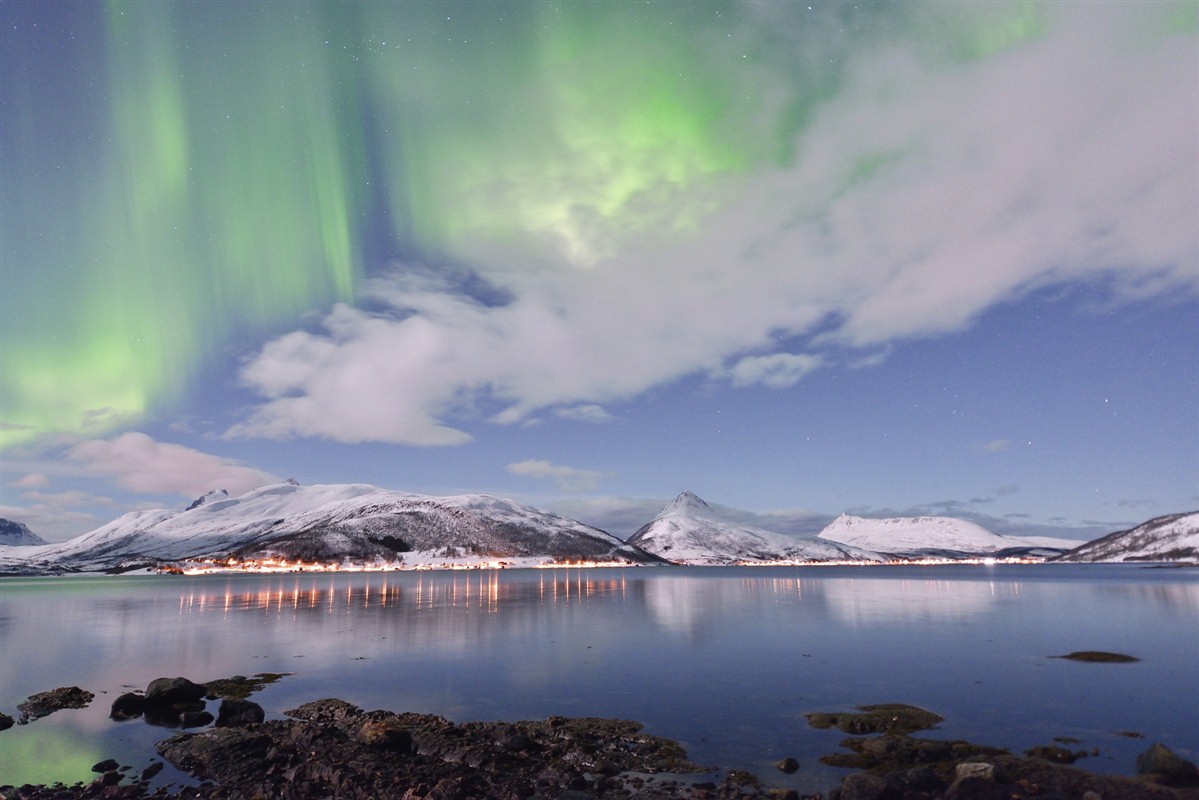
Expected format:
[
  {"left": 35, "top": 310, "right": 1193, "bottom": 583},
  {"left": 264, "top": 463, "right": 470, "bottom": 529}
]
[{"left": 2, "top": 1, "right": 1196, "bottom": 541}]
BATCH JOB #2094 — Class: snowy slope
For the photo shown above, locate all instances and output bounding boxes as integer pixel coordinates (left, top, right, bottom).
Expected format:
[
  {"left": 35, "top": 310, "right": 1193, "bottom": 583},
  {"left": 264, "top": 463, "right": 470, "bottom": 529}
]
[
  {"left": 0, "top": 482, "right": 656, "bottom": 574},
  {"left": 628, "top": 492, "right": 882, "bottom": 565},
  {"left": 0, "top": 519, "right": 47, "bottom": 547},
  {"left": 1054, "top": 511, "right": 1198, "bottom": 562},
  {"left": 817, "top": 514, "right": 1078, "bottom": 557}
]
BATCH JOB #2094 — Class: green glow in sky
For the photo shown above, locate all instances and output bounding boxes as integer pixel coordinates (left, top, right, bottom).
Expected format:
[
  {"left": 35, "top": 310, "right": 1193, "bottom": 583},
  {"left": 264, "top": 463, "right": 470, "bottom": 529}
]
[
  {"left": 1, "top": 1, "right": 1096, "bottom": 447},
  {"left": 3, "top": 1, "right": 805, "bottom": 447}
]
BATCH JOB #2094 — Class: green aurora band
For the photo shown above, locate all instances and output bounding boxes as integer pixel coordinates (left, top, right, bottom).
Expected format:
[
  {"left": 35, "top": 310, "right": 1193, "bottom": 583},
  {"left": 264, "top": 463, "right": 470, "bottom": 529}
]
[{"left": 4, "top": 1, "right": 1179, "bottom": 448}]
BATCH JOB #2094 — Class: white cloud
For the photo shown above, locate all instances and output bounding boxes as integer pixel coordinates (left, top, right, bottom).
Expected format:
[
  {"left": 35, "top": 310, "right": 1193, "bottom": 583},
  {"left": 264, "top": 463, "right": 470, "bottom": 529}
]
[
  {"left": 231, "top": 5, "right": 1197, "bottom": 446},
  {"left": 553, "top": 404, "right": 614, "bottom": 424},
  {"left": 983, "top": 439, "right": 1011, "bottom": 453},
  {"left": 506, "top": 459, "right": 608, "bottom": 493},
  {"left": 12, "top": 473, "right": 51, "bottom": 488},
  {"left": 0, "top": 503, "right": 99, "bottom": 542},
  {"left": 728, "top": 353, "right": 823, "bottom": 388},
  {"left": 66, "top": 432, "right": 278, "bottom": 497},
  {"left": 20, "top": 489, "right": 113, "bottom": 508}
]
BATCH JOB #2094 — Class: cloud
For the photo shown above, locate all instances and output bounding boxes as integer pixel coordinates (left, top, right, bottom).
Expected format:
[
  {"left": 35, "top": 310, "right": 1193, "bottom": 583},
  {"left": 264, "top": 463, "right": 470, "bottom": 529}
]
[
  {"left": 553, "top": 405, "right": 614, "bottom": 424},
  {"left": 231, "top": 4, "right": 1197, "bottom": 446},
  {"left": 13, "top": 473, "right": 51, "bottom": 488},
  {"left": 506, "top": 459, "right": 610, "bottom": 493},
  {"left": 66, "top": 432, "right": 278, "bottom": 497},
  {"left": 983, "top": 440, "right": 1011, "bottom": 453},
  {"left": 728, "top": 353, "right": 823, "bottom": 389},
  {"left": 0, "top": 503, "right": 99, "bottom": 542},
  {"left": 20, "top": 490, "right": 114, "bottom": 508}
]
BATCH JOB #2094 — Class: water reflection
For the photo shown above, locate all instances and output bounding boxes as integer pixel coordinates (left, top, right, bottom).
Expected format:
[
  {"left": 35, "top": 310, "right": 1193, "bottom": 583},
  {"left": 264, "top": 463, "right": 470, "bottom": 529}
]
[{"left": 169, "top": 569, "right": 639, "bottom": 619}]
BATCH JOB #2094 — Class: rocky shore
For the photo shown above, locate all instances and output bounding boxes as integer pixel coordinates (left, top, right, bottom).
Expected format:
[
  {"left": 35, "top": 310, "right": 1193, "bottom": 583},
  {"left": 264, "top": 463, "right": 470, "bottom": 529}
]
[{"left": 1, "top": 681, "right": 1197, "bottom": 800}]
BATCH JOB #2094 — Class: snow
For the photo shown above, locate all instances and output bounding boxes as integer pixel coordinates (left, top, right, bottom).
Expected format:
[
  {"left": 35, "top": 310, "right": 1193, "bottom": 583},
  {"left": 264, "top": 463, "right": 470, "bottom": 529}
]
[
  {"left": 816, "top": 513, "right": 1076, "bottom": 556},
  {"left": 0, "top": 482, "right": 642, "bottom": 574},
  {"left": 1056, "top": 511, "right": 1199, "bottom": 562},
  {"left": 629, "top": 492, "right": 882, "bottom": 565}
]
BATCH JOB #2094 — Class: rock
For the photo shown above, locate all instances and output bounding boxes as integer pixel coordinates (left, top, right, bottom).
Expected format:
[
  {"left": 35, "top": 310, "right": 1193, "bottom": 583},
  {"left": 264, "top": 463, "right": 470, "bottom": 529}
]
[
  {"left": 202, "top": 672, "right": 289, "bottom": 701},
  {"left": 837, "top": 772, "right": 888, "bottom": 800},
  {"left": 180, "top": 710, "right": 215, "bottom": 728},
  {"left": 954, "top": 762, "right": 995, "bottom": 780},
  {"left": 91, "top": 759, "right": 119, "bottom": 773},
  {"left": 775, "top": 756, "right": 799, "bottom": 773},
  {"left": 0, "top": 712, "right": 12, "bottom": 730},
  {"left": 356, "top": 717, "right": 414, "bottom": 752},
  {"left": 145, "top": 677, "right": 207, "bottom": 706},
  {"left": 805, "top": 703, "right": 944, "bottom": 735},
  {"left": 1025, "top": 744, "right": 1086, "bottom": 763},
  {"left": 215, "top": 697, "right": 264, "bottom": 727},
  {"left": 144, "top": 699, "right": 207, "bottom": 728},
  {"left": 1136, "top": 742, "right": 1199, "bottom": 786},
  {"left": 1053, "top": 651, "right": 1140, "bottom": 663},
  {"left": 110, "top": 692, "right": 146, "bottom": 720},
  {"left": 140, "top": 761, "right": 165, "bottom": 782},
  {"left": 16, "top": 686, "right": 95, "bottom": 723}
]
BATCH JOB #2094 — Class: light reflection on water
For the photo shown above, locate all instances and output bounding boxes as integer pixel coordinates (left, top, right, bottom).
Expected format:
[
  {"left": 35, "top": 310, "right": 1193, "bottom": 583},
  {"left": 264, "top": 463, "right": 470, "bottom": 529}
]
[{"left": 1, "top": 565, "right": 1196, "bottom": 793}]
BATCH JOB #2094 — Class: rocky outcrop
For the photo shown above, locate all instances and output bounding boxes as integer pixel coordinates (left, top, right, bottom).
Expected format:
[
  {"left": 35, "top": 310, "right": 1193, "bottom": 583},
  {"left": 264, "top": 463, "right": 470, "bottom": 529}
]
[{"left": 16, "top": 686, "right": 94, "bottom": 724}]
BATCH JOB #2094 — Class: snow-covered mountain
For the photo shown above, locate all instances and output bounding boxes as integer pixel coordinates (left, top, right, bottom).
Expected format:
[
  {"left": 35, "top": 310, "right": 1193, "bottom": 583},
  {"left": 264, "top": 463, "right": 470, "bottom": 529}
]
[
  {"left": 817, "top": 513, "right": 1078, "bottom": 558},
  {"left": 0, "top": 482, "right": 659, "bottom": 575},
  {"left": 0, "top": 518, "right": 47, "bottom": 547},
  {"left": 1053, "top": 511, "right": 1198, "bottom": 563},
  {"left": 628, "top": 492, "right": 882, "bottom": 565}
]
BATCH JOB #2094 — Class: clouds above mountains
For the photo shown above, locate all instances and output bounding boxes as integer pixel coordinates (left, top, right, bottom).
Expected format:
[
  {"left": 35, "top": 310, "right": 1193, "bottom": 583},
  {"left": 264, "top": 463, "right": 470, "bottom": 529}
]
[{"left": 230, "top": 4, "right": 1196, "bottom": 448}]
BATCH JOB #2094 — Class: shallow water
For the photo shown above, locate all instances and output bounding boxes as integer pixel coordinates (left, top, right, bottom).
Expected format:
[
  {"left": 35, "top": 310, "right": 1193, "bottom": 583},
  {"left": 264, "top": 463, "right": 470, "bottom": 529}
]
[{"left": 1, "top": 564, "right": 1196, "bottom": 793}]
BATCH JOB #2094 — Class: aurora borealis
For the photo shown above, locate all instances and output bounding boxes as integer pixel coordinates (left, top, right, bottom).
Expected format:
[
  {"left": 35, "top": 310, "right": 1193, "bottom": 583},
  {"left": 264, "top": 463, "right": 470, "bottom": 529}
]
[{"left": 2, "top": 1, "right": 1196, "bottom": 541}]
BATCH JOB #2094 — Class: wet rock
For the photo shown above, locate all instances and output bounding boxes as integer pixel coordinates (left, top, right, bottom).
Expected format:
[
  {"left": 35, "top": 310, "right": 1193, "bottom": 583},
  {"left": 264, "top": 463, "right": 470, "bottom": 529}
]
[
  {"left": 775, "top": 756, "right": 799, "bottom": 773},
  {"left": 139, "top": 761, "right": 164, "bottom": 782},
  {"left": 110, "top": 692, "right": 146, "bottom": 721},
  {"left": 356, "top": 717, "right": 414, "bottom": 752},
  {"left": 202, "top": 672, "right": 289, "bottom": 701},
  {"left": 0, "top": 712, "right": 13, "bottom": 730},
  {"left": 144, "top": 699, "right": 207, "bottom": 728},
  {"left": 91, "top": 759, "right": 119, "bottom": 773},
  {"left": 836, "top": 772, "right": 888, "bottom": 800},
  {"left": 16, "top": 686, "right": 94, "bottom": 723},
  {"left": 179, "top": 710, "right": 214, "bottom": 728},
  {"left": 214, "top": 697, "right": 264, "bottom": 727},
  {"left": 805, "top": 703, "right": 944, "bottom": 735},
  {"left": 145, "top": 677, "right": 206, "bottom": 706},
  {"left": 1137, "top": 743, "right": 1199, "bottom": 786},
  {"left": 1053, "top": 651, "right": 1140, "bottom": 663},
  {"left": 1026, "top": 744, "right": 1087, "bottom": 764}
]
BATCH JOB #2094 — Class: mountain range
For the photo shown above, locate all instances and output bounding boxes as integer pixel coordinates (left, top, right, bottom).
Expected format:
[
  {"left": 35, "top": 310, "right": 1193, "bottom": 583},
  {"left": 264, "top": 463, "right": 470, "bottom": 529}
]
[{"left": 0, "top": 483, "right": 1194, "bottom": 575}]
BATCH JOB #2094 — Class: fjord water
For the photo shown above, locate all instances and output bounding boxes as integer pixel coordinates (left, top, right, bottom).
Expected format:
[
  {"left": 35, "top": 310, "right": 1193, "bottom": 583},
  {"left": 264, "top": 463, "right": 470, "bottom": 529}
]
[{"left": 1, "top": 565, "right": 1196, "bottom": 793}]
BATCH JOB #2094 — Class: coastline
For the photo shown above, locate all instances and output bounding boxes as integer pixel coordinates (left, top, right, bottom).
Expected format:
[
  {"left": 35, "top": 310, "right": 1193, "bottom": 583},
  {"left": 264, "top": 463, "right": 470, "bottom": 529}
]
[{"left": 2, "top": 683, "right": 1197, "bottom": 800}]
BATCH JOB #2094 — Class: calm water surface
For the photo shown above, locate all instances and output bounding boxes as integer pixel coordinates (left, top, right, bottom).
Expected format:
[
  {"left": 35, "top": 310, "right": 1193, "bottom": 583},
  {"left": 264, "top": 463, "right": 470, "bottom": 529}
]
[{"left": 1, "top": 564, "right": 1196, "bottom": 793}]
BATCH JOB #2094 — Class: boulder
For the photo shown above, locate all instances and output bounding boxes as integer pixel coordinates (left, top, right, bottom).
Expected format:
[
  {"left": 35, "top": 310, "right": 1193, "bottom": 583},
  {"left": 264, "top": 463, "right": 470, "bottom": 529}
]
[
  {"left": 1137, "top": 742, "right": 1199, "bottom": 786},
  {"left": 110, "top": 692, "right": 146, "bottom": 720},
  {"left": 215, "top": 697, "right": 264, "bottom": 727},
  {"left": 180, "top": 710, "right": 215, "bottom": 728},
  {"left": 145, "top": 677, "right": 207, "bottom": 706},
  {"left": 775, "top": 756, "right": 799, "bottom": 773},
  {"left": 0, "top": 712, "right": 13, "bottom": 731}
]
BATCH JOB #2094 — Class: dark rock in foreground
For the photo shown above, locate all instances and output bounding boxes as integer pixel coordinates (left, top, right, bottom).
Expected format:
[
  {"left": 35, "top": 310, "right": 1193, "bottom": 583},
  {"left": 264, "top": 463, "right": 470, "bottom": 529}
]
[{"left": 151, "top": 698, "right": 774, "bottom": 799}]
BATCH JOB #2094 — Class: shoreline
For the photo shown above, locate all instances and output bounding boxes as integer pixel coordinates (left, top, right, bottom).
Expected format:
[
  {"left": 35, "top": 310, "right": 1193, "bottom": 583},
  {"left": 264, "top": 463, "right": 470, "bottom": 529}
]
[{"left": 2, "top": 684, "right": 1197, "bottom": 800}]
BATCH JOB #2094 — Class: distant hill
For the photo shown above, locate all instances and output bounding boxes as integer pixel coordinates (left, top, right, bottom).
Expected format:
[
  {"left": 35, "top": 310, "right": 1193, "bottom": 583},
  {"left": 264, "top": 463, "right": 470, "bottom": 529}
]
[
  {"left": 0, "top": 482, "right": 660, "bottom": 575},
  {"left": 0, "top": 518, "right": 47, "bottom": 547},
  {"left": 628, "top": 491, "right": 881, "bottom": 565},
  {"left": 1053, "top": 512, "right": 1198, "bottom": 563},
  {"left": 817, "top": 514, "right": 1078, "bottom": 559}
]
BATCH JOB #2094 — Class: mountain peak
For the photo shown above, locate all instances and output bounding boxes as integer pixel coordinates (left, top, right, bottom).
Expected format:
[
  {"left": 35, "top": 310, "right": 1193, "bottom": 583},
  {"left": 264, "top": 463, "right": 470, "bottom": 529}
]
[
  {"left": 185, "top": 489, "right": 230, "bottom": 512},
  {"left": 667, "top": 491, "right": 713, "bottom": 514},
  {"left": 0, "top": 518, "right": 47, "bottom": 546}
]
